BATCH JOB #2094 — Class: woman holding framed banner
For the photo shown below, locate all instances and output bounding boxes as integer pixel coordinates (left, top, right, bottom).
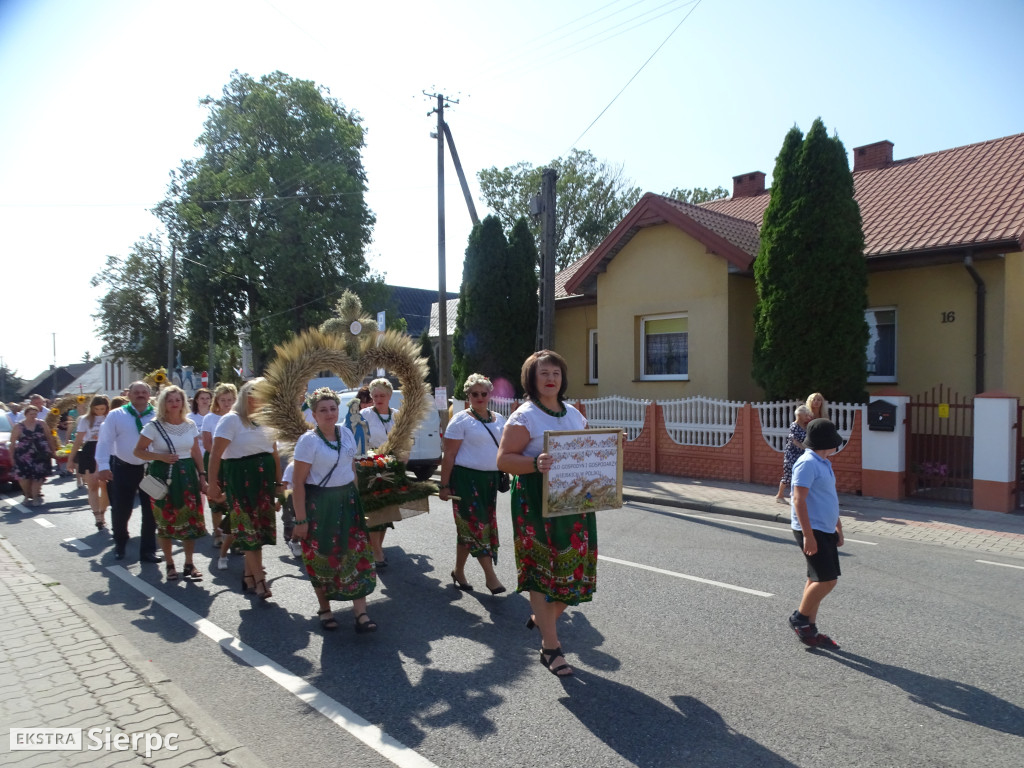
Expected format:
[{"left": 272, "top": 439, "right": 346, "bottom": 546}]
[{"left": 497, "top": 350, "right": 595, "bottom": 678}]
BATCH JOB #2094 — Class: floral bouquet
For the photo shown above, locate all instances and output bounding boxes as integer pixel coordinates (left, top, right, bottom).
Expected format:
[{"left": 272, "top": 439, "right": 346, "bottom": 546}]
[{"left": 355, "top": 454, "right": 437, "bottom": 514}]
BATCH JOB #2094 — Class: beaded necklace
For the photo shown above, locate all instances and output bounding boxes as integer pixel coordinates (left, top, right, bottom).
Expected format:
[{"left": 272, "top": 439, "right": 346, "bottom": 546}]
[
  {"left": 375, "top": 408, "right": 393, "bottom": 424},
  {"left": 469, "top": 408, "right": 494, "bottom": 423},
  {"left": 534, "top": 399, "right": 567, "bottom": 418},
  {"left": 315, "top": 426, "right": 341, "bottom": 452}
]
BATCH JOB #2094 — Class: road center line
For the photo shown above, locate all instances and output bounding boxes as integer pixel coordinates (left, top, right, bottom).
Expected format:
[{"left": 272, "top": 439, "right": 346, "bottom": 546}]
[
  {"left": 106, "top": 566, "right": 439, "bottom": 768},
  {"left": 976, "top": 559, "right": 1024, "bottom": 571},
  {"left": 34, "top": 518, "right": 55, "bottom": 528},
  {"left": 597, "top": 555, "right": 773, "bottom": 597}
]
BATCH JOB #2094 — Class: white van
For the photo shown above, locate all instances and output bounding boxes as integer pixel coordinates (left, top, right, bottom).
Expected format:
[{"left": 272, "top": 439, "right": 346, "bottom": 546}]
[{"left": 306, "top": 378, "right": 442, "bottom": 481}]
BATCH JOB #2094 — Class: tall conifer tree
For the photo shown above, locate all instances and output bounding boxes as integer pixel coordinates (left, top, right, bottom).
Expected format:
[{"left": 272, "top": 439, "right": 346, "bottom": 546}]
[{"left": 753, "top": 118, "right": 868, "bottom": 403}]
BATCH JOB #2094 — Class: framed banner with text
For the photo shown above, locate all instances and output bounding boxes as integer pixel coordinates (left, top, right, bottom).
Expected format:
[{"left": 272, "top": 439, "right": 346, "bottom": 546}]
[{"left": 542, "top": 429, "right": 624, "bottom": 518}]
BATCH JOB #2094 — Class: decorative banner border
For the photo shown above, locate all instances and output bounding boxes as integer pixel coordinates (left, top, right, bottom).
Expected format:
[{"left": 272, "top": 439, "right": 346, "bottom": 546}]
[{"left": 542, "top": 428, "right": 624, "bottom": 517}]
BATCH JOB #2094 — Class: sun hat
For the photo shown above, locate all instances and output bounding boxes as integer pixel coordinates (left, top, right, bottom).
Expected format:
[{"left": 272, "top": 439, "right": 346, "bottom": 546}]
[{"left": 802, "top": 418, "right": 845, "bottom": 450}]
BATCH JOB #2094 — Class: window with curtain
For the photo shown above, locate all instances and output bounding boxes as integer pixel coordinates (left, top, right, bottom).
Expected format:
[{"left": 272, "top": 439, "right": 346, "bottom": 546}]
[
  {"left": 641, "top": 314, "right": 688, "bottom": 380},
  {"left": 866, "top": 307, "right": 896, "bottom": 382}
]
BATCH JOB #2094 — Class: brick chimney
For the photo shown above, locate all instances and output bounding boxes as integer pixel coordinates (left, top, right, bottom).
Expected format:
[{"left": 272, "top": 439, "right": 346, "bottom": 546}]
[
  {"left": 732, "top": 171, "right": 765, "bottom": 198},
  {"left": 853, "top": 140, "right": 894, "bottom": 172}
]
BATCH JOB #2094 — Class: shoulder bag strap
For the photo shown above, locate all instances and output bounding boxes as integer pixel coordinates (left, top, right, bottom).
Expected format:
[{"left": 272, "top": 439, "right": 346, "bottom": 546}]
[{"left": 152, "top": 421, "right": 176, "bottom": 455}]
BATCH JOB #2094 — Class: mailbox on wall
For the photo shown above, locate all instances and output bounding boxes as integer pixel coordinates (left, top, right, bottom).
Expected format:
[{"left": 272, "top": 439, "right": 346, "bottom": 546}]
[{"left": 867, "top": 399, "right": 897, "bottom": 432}]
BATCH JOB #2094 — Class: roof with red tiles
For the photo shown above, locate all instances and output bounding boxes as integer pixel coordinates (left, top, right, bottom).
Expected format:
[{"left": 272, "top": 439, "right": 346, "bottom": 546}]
[{"left": 562, "top": 132, "right": 1024, "bottom": 296}]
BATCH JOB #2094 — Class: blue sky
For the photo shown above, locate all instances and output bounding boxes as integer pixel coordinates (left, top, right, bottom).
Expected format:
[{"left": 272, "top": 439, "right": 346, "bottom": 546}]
[{"left": 1, "top": 0, "right": 1021, "bottom": 381}]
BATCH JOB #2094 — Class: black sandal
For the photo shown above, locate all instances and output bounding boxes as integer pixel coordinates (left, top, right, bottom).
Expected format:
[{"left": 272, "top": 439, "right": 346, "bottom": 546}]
[
  {"left": 318, "top": 610, "right": 338, "bottom": 631},
  {"left": 165, "top": 563, "right": 178, "bottom": 582},
  {"left": 182, "top": 563, "right": 203, "bottom": 581},
  {"left": 254, "top": 579, "right": 272, "bottom": 600},
  {"left": 540, "top": 646, "right": 573, "bottom": 677},
  {"left": 241, "top": 574, "right": 256, "bottom": 592},
  {"left": 450, "top": 571, "right": 473, "bottom": 592},
  {"left": 354, "top": 613, "right": 378, "bottom": 633}
]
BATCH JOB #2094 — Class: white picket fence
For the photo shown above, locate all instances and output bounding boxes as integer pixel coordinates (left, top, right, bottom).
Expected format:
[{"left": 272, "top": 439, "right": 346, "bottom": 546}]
[
  {"left": 465, "top": 394, "right": 862, "bottom": 452},
  {"left": 578, "top": 396, "right": 651, "bottom": 441},
  {"left": 755, "top": 400, "right": 863, "bottom": 452}
]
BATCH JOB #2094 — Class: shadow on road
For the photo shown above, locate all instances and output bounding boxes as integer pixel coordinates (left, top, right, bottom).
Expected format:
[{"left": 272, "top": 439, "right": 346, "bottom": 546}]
[
  {"left": 557, "top": 671, "right": 797, "bottom": 767},
  {"left": 822, "top": 649, "right": 1024, "bottom": 737}
]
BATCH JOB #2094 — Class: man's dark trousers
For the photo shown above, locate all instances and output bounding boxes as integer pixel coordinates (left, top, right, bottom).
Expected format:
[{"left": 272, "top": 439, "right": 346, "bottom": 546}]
[{"left": 110, "top": 457, "right": 157, "bottom": 557}]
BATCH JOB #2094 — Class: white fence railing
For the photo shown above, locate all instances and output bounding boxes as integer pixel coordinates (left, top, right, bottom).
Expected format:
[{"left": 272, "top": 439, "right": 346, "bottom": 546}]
[
  {"left": 578, "top": 396, "right": 651, "bottom": 441},
  {"left": 461, "top": 395, "right": 863, "bottom": 453},
  {"left": 755, "top": 400, "right": 863, "bottom": 452},
  {"left": 661, "top": 396, "right": 743, "bottom": 447}
]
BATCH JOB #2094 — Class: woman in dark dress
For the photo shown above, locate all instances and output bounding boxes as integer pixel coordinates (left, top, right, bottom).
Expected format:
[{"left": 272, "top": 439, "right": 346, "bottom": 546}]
[{"left": 11, "top": 404, "right": 58, "bottom": 506}]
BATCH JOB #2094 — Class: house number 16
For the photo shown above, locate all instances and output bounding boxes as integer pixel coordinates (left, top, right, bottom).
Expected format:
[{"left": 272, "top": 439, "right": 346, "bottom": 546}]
[{"left": 941, "top": 311, "right": 956, "bottom": 323}]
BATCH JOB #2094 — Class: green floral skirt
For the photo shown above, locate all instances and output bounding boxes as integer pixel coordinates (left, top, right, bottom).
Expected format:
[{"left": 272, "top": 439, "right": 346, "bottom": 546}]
[
  {"left": 511, "top": 473, "right": 597, "bottom": 605},
  {"left": 302, "top": 483, "right": 376, "bottom": 601},
  {"left": 147, "top": 458, "right": 208, "bottom": 541},
  {"left": 203, "top": 452, "right": 229, "bottom": 516},
  {"left": 450, "top": 466, "right": 500, "bottom": 561},
  {"left": 223, "top": 452, "right": 277, "bottom": 551}
]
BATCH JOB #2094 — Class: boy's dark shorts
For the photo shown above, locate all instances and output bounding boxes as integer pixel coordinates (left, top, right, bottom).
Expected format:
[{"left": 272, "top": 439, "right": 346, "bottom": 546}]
[{"left": 793, "top": 529, "right": 841, "bottom": 582}]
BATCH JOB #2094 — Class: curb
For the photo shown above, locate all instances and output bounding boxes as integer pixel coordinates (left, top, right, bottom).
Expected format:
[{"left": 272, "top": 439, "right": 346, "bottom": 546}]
[
  {"left": 623, "top": 492, "right": 791, "bottom": 525},
  {"left": 0, "top": 534, "right": 269, "bottom": 768}
]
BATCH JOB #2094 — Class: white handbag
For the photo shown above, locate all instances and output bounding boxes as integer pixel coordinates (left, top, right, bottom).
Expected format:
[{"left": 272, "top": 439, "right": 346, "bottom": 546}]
[{"left": 140, "top": 421, "right": 175, "bottom": 500}]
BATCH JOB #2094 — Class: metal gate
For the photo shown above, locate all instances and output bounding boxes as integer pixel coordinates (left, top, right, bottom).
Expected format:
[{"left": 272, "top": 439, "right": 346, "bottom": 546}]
[
  {"left": 905, "top": 385, "right": 973, "bottom": 504},
  {"left": 1017, "top": 403, "right": 1024, "bottom": 509}
]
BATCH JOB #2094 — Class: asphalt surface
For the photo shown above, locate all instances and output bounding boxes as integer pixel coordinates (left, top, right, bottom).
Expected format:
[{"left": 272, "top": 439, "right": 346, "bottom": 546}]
[{"left": 2, "top": 472, "right": 1023, "bottom": 767}]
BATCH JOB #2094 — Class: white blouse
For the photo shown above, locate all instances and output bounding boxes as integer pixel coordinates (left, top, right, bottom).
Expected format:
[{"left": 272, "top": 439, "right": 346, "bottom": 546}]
[
  {"left": 444, "top": 409, "right": 506, "bottom": 471},
  {"left": 140, "top": 419, "right": 199, "bottom": 460},
  {"left": 213, "top": 413, "right": 276, "bottom": 459},
  {"left": 505, "top": 401, "right": 587, "bottom": 458},
  {"left": 75, "top": 414, "right": 106, "bottom": 442},
  {"left": 361, "top": 406, "right": 400, "bottom": 451},
  {"left": 293, "top": 427, "right": 358, "bottom": 487}
]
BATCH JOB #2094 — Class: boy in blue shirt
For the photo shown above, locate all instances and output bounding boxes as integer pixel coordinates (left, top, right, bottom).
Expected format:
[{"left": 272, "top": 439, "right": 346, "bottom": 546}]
[{"left": 788, "top": 419, "right": 845, "bottom": 649}]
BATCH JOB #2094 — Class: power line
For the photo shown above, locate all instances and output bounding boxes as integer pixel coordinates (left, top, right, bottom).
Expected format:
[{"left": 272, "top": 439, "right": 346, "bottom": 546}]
[{"left": 569, "top": 0, "right": 703, "bottom": 151}]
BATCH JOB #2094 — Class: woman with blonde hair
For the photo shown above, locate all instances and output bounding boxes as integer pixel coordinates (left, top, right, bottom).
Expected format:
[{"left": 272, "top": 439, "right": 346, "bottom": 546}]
[
  {"left": 439, "top": 373, "right": 506, "bottom": 594},
  {"left": 292, "top": 388, "right": 378, "bottom": 632},
  {"left": 806, "top": 393, "right": 828, "bottom": 421},
  {"left": 11, "top": 403, "right": 58, "bottom": 506},
  {"left": 203, "top": 383, "right": 237, "bottom": 559},
  {"left": 68, "top": 395, "right": 111, "bottom": 529},
  {"left": 359, "top": 377, "right": 399, "bottom": 566},
  {"left": 208, "top": 379, "right": 281, "bottom": 600},
  {"left": 133, "top": 385, "right": 208, "bottom": 581}
]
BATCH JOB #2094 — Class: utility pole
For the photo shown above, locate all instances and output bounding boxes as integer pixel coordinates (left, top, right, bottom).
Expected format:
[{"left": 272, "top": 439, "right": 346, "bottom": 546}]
[
  {"left": 539, "top": 167, "right": 558, "bottom": 350},
  {"left": 167, "top": 243, "right": 176, "bottom": 374},
  {"left": 208, "top": 323, "right": 216, "bottom": 389},
  {"left": 426, "top": 92, "right": 453, "bottom": 393}
]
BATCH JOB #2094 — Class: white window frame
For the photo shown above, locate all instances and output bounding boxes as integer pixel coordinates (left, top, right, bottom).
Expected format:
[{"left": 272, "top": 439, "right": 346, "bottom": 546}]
[
  {"left": 588, "top": 329, "right": 599, "bottom": 384},
  {"left": 640, "top": 313, "right": 689, "bottom": 381},
  {"left": 865, "top": 306, "right": 897, "bottom": 383}
]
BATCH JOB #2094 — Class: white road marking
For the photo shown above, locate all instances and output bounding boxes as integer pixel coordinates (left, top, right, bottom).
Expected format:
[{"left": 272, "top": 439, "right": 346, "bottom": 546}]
[
  {"left": 63, "top": 537, "right": 90, "bottom": 551},
  {"left": 976, "top": 559, "right": 1024, "bottom": 571},
  {"left": 633, "top": 505, "right": 878, "bottom": 544},
  {"left": 598, "top": 555, "right": 773, "bottom": 597},
  {"left": 34, "top": 518, "right": 55, "bottom": 528},
  {"left": 107, "top": 566, "right": 440, "bottom": 768}
]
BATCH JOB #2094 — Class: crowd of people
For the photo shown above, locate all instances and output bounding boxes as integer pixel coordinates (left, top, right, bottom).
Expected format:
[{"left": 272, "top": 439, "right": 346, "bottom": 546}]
[{"left": 3, "top": 357, "right": 849, "bottom": 667}]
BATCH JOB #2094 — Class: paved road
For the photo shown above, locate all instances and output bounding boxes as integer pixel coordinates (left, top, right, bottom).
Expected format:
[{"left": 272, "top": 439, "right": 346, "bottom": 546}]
[{"left": 3, "top": 476, "right": 1023, "bottom": 768}]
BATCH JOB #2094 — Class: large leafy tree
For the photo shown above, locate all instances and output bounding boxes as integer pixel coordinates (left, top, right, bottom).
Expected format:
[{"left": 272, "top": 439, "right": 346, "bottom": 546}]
[
  {"left": 91, "top": 234, "right": 176, "bottom": 372},
  {"left": 452, "top": 216, "right": 538, "bottom": 396},
  {"left": 753, "top": 119, "right": 868, "bottom": 403},
  {"left": 664, "top": 186, "right": 729, "bottom": 205},
  {"left": 478, "top": 149, "right": 642, "bottom": 270},
  {"left": 160, "top": 70, "right": 375, "bottom": 369}
]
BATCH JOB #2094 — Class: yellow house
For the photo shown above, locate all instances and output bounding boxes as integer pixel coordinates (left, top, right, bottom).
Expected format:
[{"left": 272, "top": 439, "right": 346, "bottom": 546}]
[{"left": 557, "top": 132, "right": 1024, "bottom": 403}]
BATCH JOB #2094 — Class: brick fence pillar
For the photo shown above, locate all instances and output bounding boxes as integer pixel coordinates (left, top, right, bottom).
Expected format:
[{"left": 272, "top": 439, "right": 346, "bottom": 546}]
[
  {"left": 973, "top": 392, "right": 1019, "bottom": 513},
  {"left": 862, "top": 392, "right": 909, "bottom": 500}
]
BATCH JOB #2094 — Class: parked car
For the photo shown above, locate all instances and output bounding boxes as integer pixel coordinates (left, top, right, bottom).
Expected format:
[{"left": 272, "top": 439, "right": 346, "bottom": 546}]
[
  {"left": 306, "top": 378, "right": 442, "bottom": 482},
  {"left": 0, "top": 425, "right": 15, "bottom": 490}
]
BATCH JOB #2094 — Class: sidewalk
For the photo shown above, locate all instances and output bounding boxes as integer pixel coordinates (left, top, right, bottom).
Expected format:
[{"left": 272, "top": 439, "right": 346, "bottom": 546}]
[
  {"left": 0, "top": 536, "right": 267, "bottom": 768},
  {"left": 623, "top": 471, "right": 1024, "bottom": 560}
]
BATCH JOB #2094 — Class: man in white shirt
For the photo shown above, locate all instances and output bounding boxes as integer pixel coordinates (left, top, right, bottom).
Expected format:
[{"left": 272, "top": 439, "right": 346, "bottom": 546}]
[{"left": 95, "top": 381, "right": 162, "bottom": 562}]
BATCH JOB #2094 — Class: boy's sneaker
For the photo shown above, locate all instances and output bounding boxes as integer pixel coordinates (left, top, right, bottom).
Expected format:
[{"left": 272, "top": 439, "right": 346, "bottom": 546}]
[
  {"left": 808, "top": 631, "right": 840, "bottom": 650},
  {"left": 288, "top": 540, "right": 304, "bottom": 558},
  {"left": 788, "top": 612, "right": 817, "bottom": 646}
]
